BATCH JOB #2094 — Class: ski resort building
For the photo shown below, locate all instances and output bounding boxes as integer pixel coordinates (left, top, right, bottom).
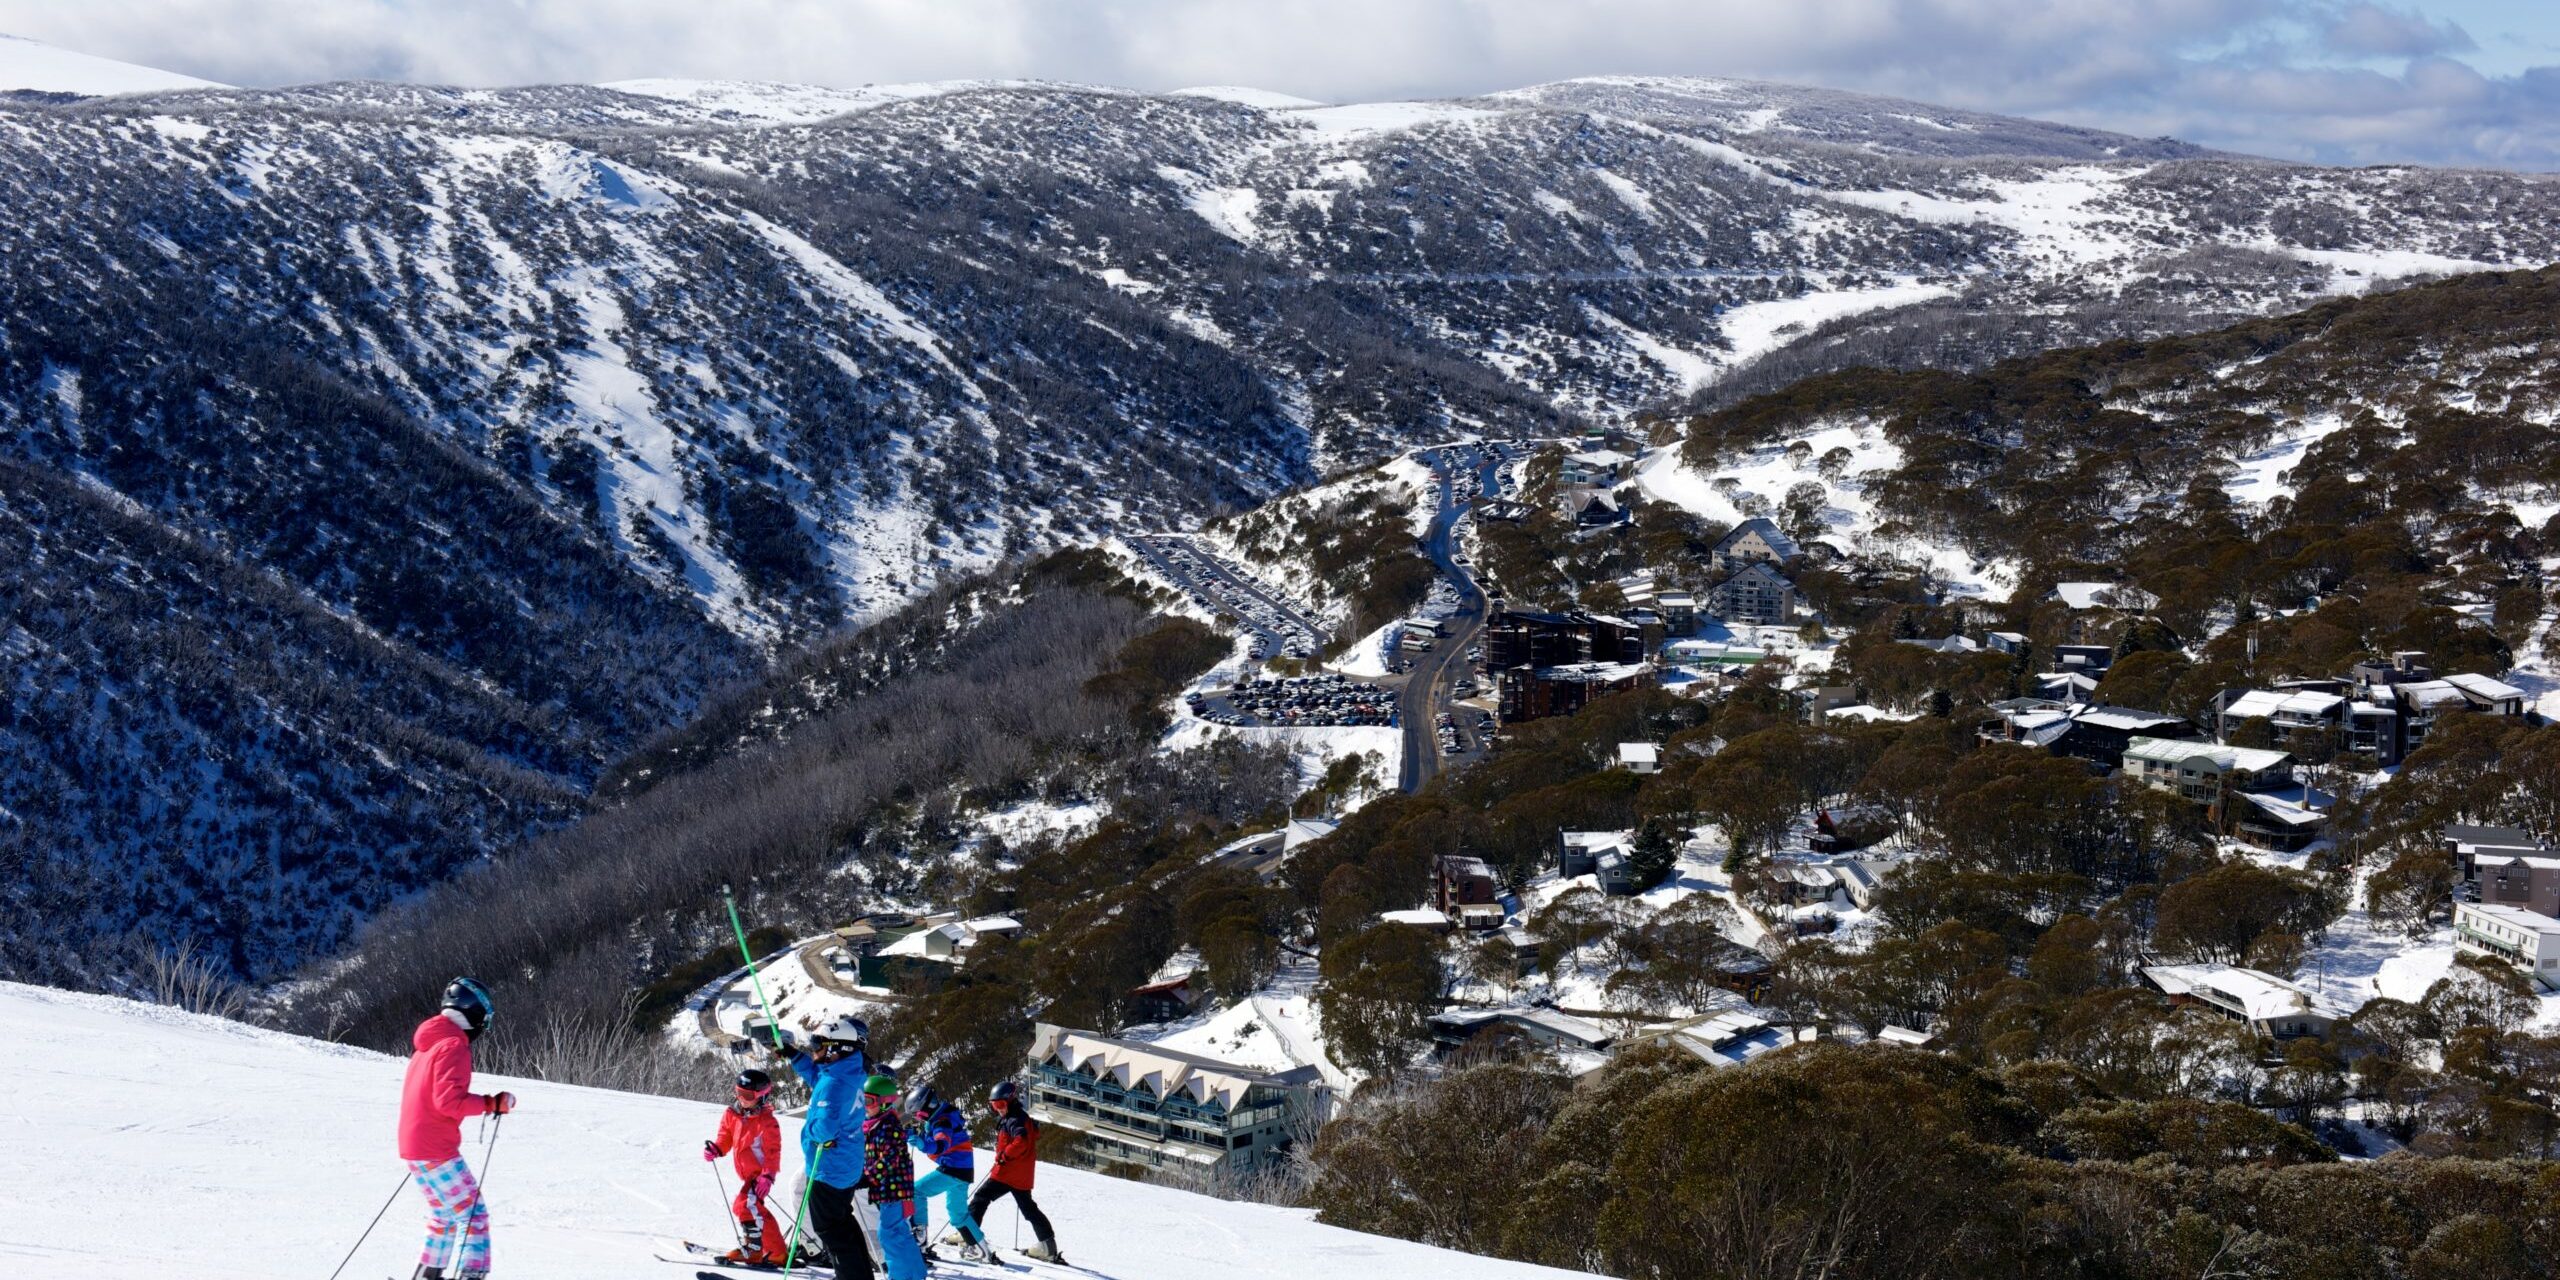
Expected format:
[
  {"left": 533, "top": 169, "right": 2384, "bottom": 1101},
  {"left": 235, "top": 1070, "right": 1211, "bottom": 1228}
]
[
  {"left": 2453, "top": 902, "right": 2560, "bottom": 990},
  {"left": 1023, "top": 1024, "right": 1327, "bottom": 1177}
]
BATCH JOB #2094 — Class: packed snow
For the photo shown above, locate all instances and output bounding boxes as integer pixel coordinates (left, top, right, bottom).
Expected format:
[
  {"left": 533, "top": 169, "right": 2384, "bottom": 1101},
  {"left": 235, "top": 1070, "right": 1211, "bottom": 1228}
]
[
  {"left": 0, "top": 33, "right": 225, "bottom": 95},
  {"left": 0, "top": 982, "right": 1596, "bottom": 1279},
  {"left": 2224, "top": 414, "right": 2349, "bottom": 506}
]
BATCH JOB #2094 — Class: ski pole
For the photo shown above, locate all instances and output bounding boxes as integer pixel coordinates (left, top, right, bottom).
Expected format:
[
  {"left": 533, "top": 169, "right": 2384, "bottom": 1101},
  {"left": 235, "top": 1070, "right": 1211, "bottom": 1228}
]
[
  {"left": 713, "top": 1162, "right": 747, "bottom": 1254},
  {"left": 720, "top": 883, "right": 789, "bottom": 1053},
  {"left": 782, "top": 1170, "right": 821, "bottom": 1279},
  {"left": 323, "top": 1169, "right": 410, "bottom": 1280}
]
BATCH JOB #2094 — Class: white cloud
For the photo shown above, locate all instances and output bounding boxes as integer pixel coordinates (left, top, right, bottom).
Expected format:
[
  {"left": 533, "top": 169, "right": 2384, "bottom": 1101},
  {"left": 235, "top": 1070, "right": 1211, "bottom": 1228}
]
[{"left": 2, "top": 0, "right": 2555, "bottom": 169}]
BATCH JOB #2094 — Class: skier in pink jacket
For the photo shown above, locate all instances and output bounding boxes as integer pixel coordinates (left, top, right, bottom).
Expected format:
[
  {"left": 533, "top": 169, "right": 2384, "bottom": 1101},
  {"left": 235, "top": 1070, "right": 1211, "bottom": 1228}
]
[{"left": 396, "top": 978, "right": 516, "bottom": 1280}]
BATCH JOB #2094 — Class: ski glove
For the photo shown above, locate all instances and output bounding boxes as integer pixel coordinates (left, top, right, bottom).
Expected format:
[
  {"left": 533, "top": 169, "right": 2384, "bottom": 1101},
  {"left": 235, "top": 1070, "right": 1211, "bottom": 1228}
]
[
  {"left": 752, "top": 1174, "right": 774, "bottom": 1200},
  {"left": 703, "top": 1140, "right": 723, "bottom": 1162},
  {"left": 484, "top": 1091, "right": 516, "bottom": 1115}
]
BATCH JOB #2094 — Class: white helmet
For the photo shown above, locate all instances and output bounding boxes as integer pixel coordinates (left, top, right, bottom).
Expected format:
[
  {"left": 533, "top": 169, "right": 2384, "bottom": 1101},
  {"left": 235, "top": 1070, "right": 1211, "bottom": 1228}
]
[{"left": 812, "top": 1013, "right": 869, "bottom": 1045}]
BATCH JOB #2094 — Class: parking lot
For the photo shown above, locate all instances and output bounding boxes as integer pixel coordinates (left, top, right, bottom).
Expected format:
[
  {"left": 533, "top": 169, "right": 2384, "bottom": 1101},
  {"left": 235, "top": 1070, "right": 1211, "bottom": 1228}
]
[
  {"left": 1126, "top": 533, "right": 1326, "bottom": 660},
  {"left": 1187, "top": 673, "right": 1398, "bottom": 728}
]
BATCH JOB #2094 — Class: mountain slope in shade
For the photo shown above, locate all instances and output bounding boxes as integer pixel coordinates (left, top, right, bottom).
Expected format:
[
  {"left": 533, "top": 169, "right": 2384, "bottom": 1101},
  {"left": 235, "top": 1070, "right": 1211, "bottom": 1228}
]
[
  {"left": 0, "top": 33, "right": 226, "bottom": 96},
  {"left": 0, "top": 981, "right": 1597, "bottom": 1280}
]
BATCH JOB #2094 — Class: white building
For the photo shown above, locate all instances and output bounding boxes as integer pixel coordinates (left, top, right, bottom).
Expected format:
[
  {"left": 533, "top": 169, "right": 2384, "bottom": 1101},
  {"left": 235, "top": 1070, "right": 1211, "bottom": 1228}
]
[
  {"left": 2453, "top": 901, "right": 2560, "bottom": 990},
  {"left": 1616, "top": 742, "right": 1661, "bottom": 774}
]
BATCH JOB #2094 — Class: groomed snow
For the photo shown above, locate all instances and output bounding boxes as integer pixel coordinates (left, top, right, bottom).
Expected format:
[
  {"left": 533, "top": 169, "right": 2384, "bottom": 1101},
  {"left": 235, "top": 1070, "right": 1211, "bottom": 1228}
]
[
  {"left": 1171, "top": 85, "right": 1324, "bottom": 109},
  {"left": 0, "top": 981, "right": 1595, "bottom": 1280},
  {"left": 0, "top": 34, "right": 226, "bottom": 95}
]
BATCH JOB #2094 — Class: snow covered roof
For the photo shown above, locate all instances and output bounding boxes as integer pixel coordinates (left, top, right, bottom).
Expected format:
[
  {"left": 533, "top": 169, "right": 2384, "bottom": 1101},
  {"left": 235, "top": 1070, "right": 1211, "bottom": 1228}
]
[
  {"left": 1381, "top": 908, "right": 1453, "bottom": 928},
  {"left": 2144, "top": 963, "right": 2341, "bottom": 1021},
  {"left": 2225, "top": 689, "right": 2343, "bottom": 719},
  {"left": 1564, "top": 449, "right": 1634, "bottom": 467},
  {"left": 1532, "top": 661, "right": 1653, "bottom": 684},
  {"left": 2124, "top": 736, "right": 2291, "bottom": 774},
  {"left": 1617, "top": 742, "right": 1660, "bottom": 766},
  {"left": 1430, "top": 1006, "right": 1616, "bottom": 1050},
  {"left": 2051, "top": 582, "right": 2159, "bottom": 611},
  {"left": 1897, "top": 634, "right": 1979, "bottom": 653},
  {"left": 2039, "top": 671, "right": 2100, "bottom": 692},
  {"left": 2397, "top": 680, "right": 2471, "bottom": 709},
  {"left": 2457, "top": 902, "right": 2560, "bottom": 936},
  {"left": 2474, "top": 852, "right": 2560, "bottom": 872},
  {"left": 1562, "top": 830, "right": 1632, "bottom": 855},
  {"left": 1626, "top": 1009, "right": 1787, "bottom": 1068},
  {"left": 876, "top": 923, "right": 969, "bottom": 959},
  {"left": 964, "top": 915, "right": 1023, "bottom": 935},
  {"left": 2071, "top": 706, "right": 2186, "bottom": 732},
  {"left": 2238, "top": 791, "right": 2330, "bottom": 828},
  {"left": 1715, "top": 517, "right": 1801, "bottom": 561},
  {"left": 1031, "top": 1024, "right": 1321, "bottom": 1112},
  {"left": 2444, "top": 671, "right": 2526, "bottom": 701}
]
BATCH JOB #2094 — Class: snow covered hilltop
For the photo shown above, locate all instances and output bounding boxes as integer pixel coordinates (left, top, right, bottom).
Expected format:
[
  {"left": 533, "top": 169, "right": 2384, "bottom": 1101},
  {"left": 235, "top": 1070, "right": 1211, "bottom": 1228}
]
[{"left": 0, "top": 981, "right": 1592, "bottom": 1280}]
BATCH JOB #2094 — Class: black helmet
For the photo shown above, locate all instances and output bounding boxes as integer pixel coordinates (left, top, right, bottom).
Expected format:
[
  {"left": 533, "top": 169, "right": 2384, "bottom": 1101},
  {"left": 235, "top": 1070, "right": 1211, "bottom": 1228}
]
[
  {"left": 990, "top": 1080, "right": 1020, "bottom": 1105},
  {"left": 441, "top": 977, "right": 495, "bottom": 1037},
  {"left": 904, "top": 1083, "right": 940, "bottom": 1115},
  {"left": 736, "top": 1068, "right": 774, "bottom": 1095}
]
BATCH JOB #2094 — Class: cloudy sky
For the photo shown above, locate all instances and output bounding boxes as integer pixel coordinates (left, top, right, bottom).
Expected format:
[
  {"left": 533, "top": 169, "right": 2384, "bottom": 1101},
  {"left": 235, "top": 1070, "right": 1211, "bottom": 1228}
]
[{"left": 8, "top": 0, "right": 2559, "bottom": 168}]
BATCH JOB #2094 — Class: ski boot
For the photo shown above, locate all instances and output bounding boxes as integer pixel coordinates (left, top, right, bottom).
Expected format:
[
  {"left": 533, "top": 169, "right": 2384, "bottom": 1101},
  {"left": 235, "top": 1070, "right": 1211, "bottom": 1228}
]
[{"left": 1024, "top": 1239, "right": 1065, "bottom": 1264}]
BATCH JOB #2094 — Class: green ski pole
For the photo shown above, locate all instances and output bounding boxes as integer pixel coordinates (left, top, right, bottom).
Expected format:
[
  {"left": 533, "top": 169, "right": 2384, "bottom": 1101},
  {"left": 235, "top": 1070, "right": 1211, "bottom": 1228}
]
[{"left": 723, "top": 884, "right": 819, "bottom": 1275}]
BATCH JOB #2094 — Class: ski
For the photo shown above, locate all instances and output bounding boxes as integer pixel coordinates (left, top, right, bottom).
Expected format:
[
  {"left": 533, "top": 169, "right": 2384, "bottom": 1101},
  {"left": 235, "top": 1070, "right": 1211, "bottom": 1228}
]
[{"left": 656, "top": 1236, "right": 833, "bottom": 1277}]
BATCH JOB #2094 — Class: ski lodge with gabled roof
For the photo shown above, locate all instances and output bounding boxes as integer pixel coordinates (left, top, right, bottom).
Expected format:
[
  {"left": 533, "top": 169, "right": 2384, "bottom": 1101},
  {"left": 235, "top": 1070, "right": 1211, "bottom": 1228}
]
[{"left": 1022, "top": 1024, "right": 1327, "bottom": 1177}]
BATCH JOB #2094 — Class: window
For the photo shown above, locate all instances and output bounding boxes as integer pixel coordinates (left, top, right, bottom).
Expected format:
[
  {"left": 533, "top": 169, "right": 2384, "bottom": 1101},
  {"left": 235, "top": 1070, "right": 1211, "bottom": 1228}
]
[{"left": 1231, "top": 1133, "right": 1252, "bottom": 1148}]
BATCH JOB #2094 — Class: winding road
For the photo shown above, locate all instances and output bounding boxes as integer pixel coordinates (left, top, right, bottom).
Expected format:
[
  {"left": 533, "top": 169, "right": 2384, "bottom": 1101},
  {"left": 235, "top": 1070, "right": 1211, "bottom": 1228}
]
[{"left": 1396, "top": 446, "right": 1505, "bottom": 793}]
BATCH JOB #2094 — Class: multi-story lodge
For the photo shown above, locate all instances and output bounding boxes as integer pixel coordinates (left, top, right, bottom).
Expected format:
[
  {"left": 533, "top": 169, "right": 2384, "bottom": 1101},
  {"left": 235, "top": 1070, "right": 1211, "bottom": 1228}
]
[{"left": 1021, "top": 1024, "right": 1327, "bottom": 1177}]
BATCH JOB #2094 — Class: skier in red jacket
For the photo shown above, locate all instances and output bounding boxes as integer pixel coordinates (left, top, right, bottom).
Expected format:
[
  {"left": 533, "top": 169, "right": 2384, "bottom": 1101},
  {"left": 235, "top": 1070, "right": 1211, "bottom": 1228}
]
[
  {"left": 703, "top": 1068, "right": 789, "bottom": 1266},
  {"left": 967, "top": 1080, "right": 1061, "bottom": 1264},
  {"left": 397, "top": 978, "right": 515, "bottom": 1280}
]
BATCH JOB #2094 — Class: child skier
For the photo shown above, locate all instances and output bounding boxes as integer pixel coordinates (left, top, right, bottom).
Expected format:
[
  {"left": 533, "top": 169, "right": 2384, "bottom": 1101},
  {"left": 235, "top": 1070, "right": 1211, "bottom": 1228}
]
[
  {"left": 773, "top": 1015, "right": 871, "bottom": 1277},
  {"left": 396, "top": 977, "right": 516, "bottom": 1280},
  {"left": 860, "top": 1075, "right": 929, "bottom": 1280},
  {"left": 703, "top": 1068, "right": 788, "bottom": 1266},
  {"left": 904, "top": 1085, "right": 988, "bottom": 1261},
  {"left": 967, "top": 1081, "right": 1062, "bottom": 1264}
]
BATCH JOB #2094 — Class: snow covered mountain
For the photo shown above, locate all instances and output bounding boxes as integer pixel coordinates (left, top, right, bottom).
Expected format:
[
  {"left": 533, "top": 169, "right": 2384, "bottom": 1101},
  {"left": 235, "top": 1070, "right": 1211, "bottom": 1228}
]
[
  {"left": 0, "top": 980, "right": 1593, "bottom": 1280},
  {"left": 0, "top": 34, "right": 226, "bottom": 97},
  {"left": 6, "top": 57, "right": 2560, "bottom": 983}
]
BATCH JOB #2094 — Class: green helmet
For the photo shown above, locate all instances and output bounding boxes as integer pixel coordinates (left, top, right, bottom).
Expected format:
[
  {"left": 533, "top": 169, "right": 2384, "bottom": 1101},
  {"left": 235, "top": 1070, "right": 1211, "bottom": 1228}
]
[{"left": 862, "top": 1073, "right": 900, "bottom": 1097}]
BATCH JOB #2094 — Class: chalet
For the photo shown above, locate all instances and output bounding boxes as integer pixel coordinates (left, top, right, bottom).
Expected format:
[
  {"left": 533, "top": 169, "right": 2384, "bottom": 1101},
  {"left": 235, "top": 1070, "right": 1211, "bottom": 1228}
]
[
  {"left": 1378, "top": 907, "right": 1455, "bottom": 933},
  {"left": 2453, "top": 901, "right": 2560, "bottom": 990},
  {"left": 2050, "top": 644, "right": 2115, "bottom": 675},
  {"left": 1559, "top": 448, "right": 1635, "bottom": 487},
  {"left": 1710, "top": 518, "right": 1802, "bottom": 576},
  {"left": 1898, "top": 633, "right": 1980, "bottom": 655},
  {"left": 1616, "top": 741, "right": 1661, "bottom": 774},
  {"left": 1558, "top": 830, "right": 1629, "bottom": 880},
  {"left": 1706, "top": 561, "right": 1802, "bottom": 626},
  {"left": 2120, "top": 737, "right": 2294, "bottom": 806},
  {"left": 1979, "top": 702, "right": 2199, "bottom": 773},
  {"left": 2232, "top": 788, "right": 2332, "bottom": 854},
  {"left": 1656, "top": 590, "right": 1698, "bottom": 633},
  {"left": 1433, "top": 854, "right": 1505, "bottom": 930},
  {"left": 1128, "top": 972, "right": 1207, "bottom": 1024},
  {"left": 1497, "top": 925, "right": 1545, "bottom": 977},
  {"left": 2037, "top": 671, "right": 2101, "bottom": 705},
  {"left": 1023, "top": 1025, "right": 1326, "bottom": 1176},
  {"left": 1427, "top": 1007, "right": 1616, "bottom": 1069},
  {"left": 1564, "top": 487, "right": 1626, "bottom": 528},
  {"left": 2143, "top": 963, "right": 2340, "bottom": 1039},
  {"left": 858, "top": 921, "right": 971, "bottom": 987},
  {"left": 1984, "top": 631, "right": 2030, "bottom": 655},
  {"left": 2449, "top": 824, "right": 2560, "bottom": 917}
]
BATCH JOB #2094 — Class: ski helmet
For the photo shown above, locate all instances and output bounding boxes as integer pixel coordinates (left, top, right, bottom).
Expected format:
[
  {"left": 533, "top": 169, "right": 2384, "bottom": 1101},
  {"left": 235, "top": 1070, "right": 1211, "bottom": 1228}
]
[
  {"left": 735, "top": 1068, "right": 774, "bottom": 1104},
  {"left": 989, "top": 1080, "right": 1020, "bottom": 1107},
  {"left": 812, "top": 1013, "right": 869, "bottom": 1045},
  {"left": 440, "top": 977, "right": 495, "bottom": 1036},
  {"left": 904, "top": 1084, "right": 940, "bottom": 1116},
  {"left": 862, "top": 1073, "right": 900, "bottom": 1098}
]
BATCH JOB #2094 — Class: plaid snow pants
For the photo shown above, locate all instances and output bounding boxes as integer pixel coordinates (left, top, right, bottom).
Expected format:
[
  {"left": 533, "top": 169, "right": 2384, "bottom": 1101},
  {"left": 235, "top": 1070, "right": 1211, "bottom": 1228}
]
[{"left": 407, "top": 1155, "right": 491, "bottom": 1275}]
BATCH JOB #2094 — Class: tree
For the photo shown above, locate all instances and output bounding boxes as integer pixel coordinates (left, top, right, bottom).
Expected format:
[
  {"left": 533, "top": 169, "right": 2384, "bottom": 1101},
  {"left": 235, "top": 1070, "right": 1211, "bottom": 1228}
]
[
  {"left": 2153, "top": 860, "right": 2341, "bottom": 964},
  {"left": 1626, "top": 817, "right": 1680, "bottom": 892},
  {"left": 1317, "top": 923, "right": 1445, "bottom": 1079}
]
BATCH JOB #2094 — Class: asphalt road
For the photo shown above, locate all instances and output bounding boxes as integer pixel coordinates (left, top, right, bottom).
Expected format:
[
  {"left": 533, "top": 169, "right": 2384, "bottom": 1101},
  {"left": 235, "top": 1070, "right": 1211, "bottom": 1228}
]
[{"left": 1397, "top": 447, "right": 1505, "bottom": 793}]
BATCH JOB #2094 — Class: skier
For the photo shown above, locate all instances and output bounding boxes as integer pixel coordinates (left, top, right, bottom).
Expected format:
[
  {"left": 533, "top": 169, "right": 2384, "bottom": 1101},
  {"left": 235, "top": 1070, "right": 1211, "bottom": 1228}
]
[
  {"left": 772, "top": 1014, "right": 872, "bottom": 1277},
  {"left": 905, "top": 1084, "right": 989, "bottom": 1262},
  {"left": 703, "top": 1068, "right": 788, "bottom": 1267},
  {"left": 397, "top": 977, "right": 516, "bottom": 1280},
  {"left": 967, "top": 1081, "right": 1062, "bottom": 1265},
  {"left": 860, "top": 1075, "right": 929, "bottom": 1280}
]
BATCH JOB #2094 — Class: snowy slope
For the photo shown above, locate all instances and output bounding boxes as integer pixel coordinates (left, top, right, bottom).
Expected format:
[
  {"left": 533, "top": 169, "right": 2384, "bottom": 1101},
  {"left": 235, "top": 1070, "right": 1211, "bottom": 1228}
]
[
  {"left": 0, "top": 33, "right": 224, "bottom": 95},
  {"left": 0, "top": 982, "right": 1593, "bottom": 1280}
]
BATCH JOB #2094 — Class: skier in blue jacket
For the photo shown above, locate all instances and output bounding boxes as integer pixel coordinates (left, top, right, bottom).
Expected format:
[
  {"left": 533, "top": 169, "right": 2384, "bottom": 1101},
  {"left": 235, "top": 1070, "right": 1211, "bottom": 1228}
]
[
  {"left": 904, "top": 1085, "right": 988, "bottom": 1261},
  {"left": 771, "top": 1015, "right": 874, "bottom": 1277}
]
